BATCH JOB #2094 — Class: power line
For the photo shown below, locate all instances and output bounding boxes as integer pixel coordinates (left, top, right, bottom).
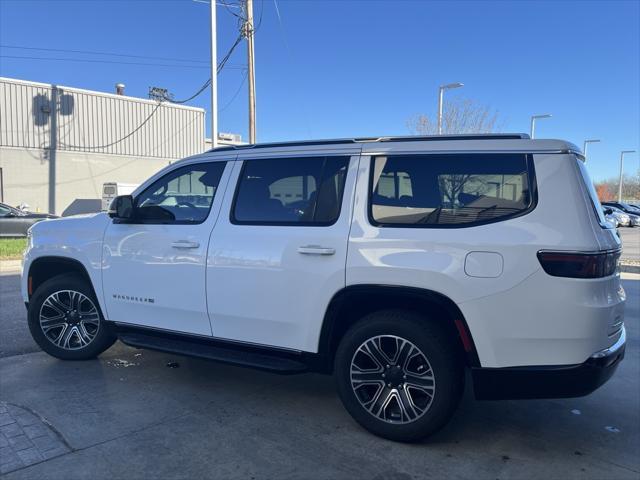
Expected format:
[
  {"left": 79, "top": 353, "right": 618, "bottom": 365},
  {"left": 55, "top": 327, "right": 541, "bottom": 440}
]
[
  {"left": 272, "top": 0, "right": 313, "bottom": 138},
  {"left": 166, "top": 79, "right": 212, "bottom": 104},
  {"left": 220, "top": 0, "right": 243, "bottom": 19},
  {"left": 59, "top": 102, "right": 163, "bottom": 150},
  {"left": 0, "top": 54, "right": 245, "bottom": 70},
  {"left": 0, "top": 44, "right": 210, "bottom": 64},
  {"left": 166, "top": 33, "right": 244, "bottom": 104},
  {"left": 59, "top": 30, "right": 245, "bottom": 148},
  {"left": 220, "top": 70, "right": 248, "bottom": 112}
]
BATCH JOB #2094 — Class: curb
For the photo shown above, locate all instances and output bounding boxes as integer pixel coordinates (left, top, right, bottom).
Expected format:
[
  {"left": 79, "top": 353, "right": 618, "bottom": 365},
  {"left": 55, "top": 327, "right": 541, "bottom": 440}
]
[
  {"left": 621, "top": 263, "right": 640, "bottom": 274},
  {"left": 0, "top": 259, "right": 22, "bottom": 274}
]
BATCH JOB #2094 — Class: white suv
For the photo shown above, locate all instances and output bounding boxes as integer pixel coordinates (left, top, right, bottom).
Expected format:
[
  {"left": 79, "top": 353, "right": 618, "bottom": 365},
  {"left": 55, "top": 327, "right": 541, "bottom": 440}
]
[{"left": 22, "top": 134, "right": 626, "bottom": 442}]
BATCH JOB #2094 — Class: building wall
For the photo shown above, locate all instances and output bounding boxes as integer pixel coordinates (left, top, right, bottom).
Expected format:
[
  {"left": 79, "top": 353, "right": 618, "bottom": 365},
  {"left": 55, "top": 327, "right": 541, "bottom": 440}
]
[
  {"left": 0, "top": 146, "right": 171, "bottom": 215},
  {"left": 0, "top": 77, "right": 206, "bottom": 215}
]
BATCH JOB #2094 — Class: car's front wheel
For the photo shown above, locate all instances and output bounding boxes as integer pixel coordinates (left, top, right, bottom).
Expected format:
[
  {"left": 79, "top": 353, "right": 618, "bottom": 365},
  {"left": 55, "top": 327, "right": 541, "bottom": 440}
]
[
  {"left": 335, "top": 310, "right": 464, "bottom": 442},
  {"left": 27, "top": 274, "right": 116, "bottom": 360}
]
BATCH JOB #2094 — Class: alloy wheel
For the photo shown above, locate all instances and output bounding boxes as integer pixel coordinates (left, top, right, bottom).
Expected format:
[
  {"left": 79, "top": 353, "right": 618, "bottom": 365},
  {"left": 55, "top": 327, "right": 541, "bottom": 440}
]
[
  {"left": 39, "top": 290, "right": 100, "bottom": 350},
  {"left": 350, "top": 335, "right": 435, "bottom": 424}
]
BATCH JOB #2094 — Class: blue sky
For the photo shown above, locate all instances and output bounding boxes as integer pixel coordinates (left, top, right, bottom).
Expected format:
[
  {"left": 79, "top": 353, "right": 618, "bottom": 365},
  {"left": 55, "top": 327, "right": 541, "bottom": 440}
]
[{"left": 1, "top": 0, "right": 638, "bottom": 181}]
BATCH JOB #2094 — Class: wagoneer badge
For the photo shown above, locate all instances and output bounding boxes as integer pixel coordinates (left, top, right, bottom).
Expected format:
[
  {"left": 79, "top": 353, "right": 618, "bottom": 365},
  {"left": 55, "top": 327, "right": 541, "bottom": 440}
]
[{"left": 113, "top": 294, "right": 155, "bottom": 304}]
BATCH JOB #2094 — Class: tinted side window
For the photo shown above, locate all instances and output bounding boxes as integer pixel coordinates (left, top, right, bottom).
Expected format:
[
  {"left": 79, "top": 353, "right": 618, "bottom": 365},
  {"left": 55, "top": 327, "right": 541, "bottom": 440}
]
[
  {"left": 370, "top": 154, "right": 534, "bottom": 227},
  {"left": 135, "top": 162, "right": 226, "bottom": 224},
  {"left": 232, "top": 156, "right": 349, "bottom": 225}
]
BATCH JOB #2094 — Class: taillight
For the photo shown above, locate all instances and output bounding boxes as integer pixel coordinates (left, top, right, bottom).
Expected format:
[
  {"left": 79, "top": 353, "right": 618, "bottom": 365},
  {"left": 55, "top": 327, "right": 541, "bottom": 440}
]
[{"left": 537, "top": 249, "right": 621, "bottom": 278}]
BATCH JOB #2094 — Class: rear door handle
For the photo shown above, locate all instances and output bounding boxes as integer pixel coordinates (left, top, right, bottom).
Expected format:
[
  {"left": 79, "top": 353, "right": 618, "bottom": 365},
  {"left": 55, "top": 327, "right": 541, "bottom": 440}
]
[
  {"left": 297, "top": 245, "right": 336, "bottom": 256},
  {"left": 171, "top": 240, "right": 200, "bottom": 249}
]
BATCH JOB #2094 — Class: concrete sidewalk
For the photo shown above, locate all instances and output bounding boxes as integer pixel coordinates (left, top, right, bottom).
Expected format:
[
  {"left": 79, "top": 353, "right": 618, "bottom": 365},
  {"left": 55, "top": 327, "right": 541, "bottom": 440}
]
[{"left": 0, "top": 260, "right": 21, "bottom": 275}]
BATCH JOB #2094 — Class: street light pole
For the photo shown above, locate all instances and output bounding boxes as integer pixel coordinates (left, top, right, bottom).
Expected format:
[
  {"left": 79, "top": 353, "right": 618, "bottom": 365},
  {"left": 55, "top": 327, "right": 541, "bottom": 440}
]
[
  {"left": 618, "top": 150, "right": 636, "bottom": 202},
  {"left": 437, "top": 82, "right": 463, "bottom": 135},
  {"left": 210, "top": 0, "right": 218, "bottom": 149},
  {"left": 529, "top": 114, "right": 552, "bottom": 139},
  {"left": 582, "top": 139, "right": 600, "bottom": 162}
]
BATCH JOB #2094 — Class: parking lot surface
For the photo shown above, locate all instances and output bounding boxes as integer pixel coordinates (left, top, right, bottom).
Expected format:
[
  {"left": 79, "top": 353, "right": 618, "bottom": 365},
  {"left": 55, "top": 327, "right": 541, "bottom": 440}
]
[
  {"left": 0, "top": 271, "right": 638, "bottom": 479},
  {"left": 619, "top": 228, "right": 639, "bottom": 263}
]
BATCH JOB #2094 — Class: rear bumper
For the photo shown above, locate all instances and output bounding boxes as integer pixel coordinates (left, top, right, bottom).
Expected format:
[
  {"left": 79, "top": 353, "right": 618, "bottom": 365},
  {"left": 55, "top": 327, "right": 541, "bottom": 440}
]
[{"left": 472, "top": 327, "right": 626, "bottom": 400}]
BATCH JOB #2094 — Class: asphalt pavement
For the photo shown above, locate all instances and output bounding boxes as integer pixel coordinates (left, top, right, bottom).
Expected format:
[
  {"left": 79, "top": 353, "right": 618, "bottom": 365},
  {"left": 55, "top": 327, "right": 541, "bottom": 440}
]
[
  {"left": 619, "top": 228, "right": 640, "bottom": 263},
  {"left": 0, "top": 273, "right": 38, "bottom": 359},
  {"left": 0, "top": 269, "right": 638, "bottom": 479}
]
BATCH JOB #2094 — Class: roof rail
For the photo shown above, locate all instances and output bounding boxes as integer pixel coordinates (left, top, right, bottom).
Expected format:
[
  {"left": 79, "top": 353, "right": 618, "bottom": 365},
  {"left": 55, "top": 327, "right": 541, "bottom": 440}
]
[{"left": 209, "top": 133, "right": 531, "bottom": 152}]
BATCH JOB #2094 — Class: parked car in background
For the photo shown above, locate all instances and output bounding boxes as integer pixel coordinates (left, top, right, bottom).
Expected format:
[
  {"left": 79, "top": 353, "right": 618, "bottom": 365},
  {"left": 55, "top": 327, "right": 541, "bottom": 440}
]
[
  {"left": 602, "top": 201, "right": 640, "bottom": 216},
  {"left": 0, "top": 202, "right": 56, "bottom": 237},
  {"left": 626, "top": 210, "right": 640, "bottom": 227},
  {"left": 102, "top": 183, "right": 139, "bottom": 211},
  {"left": 602, "top": 207, "right": 620, "bottom": 228},
  {"left": 604, "top": 206, "right": 632, "bottom": 227}
]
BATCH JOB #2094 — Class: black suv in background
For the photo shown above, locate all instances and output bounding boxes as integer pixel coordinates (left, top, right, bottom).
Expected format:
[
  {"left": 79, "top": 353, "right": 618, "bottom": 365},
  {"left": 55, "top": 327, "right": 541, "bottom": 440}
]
[{"left": 602, "top": 201, "right": 640, "bottom": 216}]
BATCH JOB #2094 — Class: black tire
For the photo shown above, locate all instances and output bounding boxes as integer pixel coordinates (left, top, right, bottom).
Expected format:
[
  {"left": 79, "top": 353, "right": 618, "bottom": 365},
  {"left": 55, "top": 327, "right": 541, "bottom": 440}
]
[
  {"left": 27, "top": 273, "right": 116, "bottom": 360},
  {"left": 335, "top": 310, "right": 464, "bottom": 442}
]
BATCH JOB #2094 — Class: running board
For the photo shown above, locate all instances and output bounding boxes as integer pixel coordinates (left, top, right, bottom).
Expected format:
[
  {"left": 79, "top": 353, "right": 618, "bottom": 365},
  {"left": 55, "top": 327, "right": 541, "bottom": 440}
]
[{"left": 118, "top": 332, "right": 308, "bottom": 374}]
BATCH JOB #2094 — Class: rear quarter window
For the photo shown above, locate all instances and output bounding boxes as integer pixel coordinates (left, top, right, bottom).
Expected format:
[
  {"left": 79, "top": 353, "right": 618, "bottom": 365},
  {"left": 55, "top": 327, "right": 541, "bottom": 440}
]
[
  {"left": 369, "top": 153, "right": 536, "bottom": 227},
  {"left": 576, "top": 159, "right": 609, "bottom": 228}
]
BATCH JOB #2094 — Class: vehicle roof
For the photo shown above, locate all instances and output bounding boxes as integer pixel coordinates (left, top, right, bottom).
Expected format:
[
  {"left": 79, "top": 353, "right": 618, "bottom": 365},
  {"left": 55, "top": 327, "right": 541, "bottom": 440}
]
[
  {"left": 131, "top": 134, "right": 583, "bottom": 197},
  {"left": 178, "top": 134, "right": 582, "bottom": 164}
]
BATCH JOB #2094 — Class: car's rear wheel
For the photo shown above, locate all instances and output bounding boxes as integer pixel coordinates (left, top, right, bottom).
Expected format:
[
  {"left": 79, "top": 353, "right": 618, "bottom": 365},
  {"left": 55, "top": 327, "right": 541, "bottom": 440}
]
[
  {"left": 28, "top": 274, "right": 116, "bottom": 360},
  {"left": 335, "top": 310, "right": 464, "bottom": 442}
]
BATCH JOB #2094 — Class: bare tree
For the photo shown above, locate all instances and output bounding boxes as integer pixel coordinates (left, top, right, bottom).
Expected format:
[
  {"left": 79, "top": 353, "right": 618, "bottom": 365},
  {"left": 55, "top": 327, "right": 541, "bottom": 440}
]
[
  {"left": 595, "top": 169, "right": 640, "bottom": 202},
  {"left": 407, "top": 98, "right": 502, "bottom": 135},
  {"left": 438, "top": 174, "right": 473, "bottom": 207}
]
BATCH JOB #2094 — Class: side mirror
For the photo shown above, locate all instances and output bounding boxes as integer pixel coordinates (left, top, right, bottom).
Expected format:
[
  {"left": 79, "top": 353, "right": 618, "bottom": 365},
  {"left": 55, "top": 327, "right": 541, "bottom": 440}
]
[{"left": 108, "top": 195, "right": 134, "bottom": 220}]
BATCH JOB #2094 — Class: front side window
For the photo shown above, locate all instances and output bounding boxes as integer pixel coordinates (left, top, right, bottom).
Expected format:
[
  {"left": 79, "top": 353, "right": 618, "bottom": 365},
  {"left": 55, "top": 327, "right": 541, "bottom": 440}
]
[
  {"left": 135, "top": 162, "right": 226, "bottom": 224},
  {"left": 232, "top": 156, "right": 349, "bottom": 225},
  {"left": 370, "top": 154, "right": 535, "bottom": 227}
]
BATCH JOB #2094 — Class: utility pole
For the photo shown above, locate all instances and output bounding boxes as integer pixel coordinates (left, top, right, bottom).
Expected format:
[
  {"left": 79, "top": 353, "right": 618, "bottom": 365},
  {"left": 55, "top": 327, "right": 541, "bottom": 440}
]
[
  {"left": 618, "top": 150, "right": 636, "bottom": 202},
  {"left": 245, "top": 0, "right": 257, "bottom": 143},
  {"left": 210, "top": 0, "right": 218, "bottom": 149}
]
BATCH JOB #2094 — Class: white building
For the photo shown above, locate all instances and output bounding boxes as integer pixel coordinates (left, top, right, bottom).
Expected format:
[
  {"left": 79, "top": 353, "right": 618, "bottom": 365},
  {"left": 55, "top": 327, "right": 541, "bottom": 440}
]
[{"left": 0, "top": 77, "right": 209, "bottom": 215}]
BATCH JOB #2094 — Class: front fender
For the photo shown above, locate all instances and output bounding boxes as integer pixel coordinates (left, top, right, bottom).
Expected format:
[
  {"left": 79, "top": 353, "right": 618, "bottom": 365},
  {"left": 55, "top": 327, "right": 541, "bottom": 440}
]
[{"left": 22, "top": 213, "right": 111, "bottom": 314}]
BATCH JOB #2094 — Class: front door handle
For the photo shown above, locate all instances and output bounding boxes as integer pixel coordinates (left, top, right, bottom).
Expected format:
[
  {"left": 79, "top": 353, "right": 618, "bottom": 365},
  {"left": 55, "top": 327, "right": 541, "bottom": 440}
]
[
  {"left": 297, "top": 245, "right": 336, "bottom": 256},
  {"left": 171, "top": 240, "right": 200, "bottom": 249}
]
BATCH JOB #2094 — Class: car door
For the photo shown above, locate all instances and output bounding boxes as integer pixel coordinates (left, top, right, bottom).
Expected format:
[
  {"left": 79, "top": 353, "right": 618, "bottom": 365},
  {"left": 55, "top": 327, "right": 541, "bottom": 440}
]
[
  {"left": 102, "top": 159, "right": 232, "bottom": 336},
  {"left": 206, "top": 153, "right": 359, "bottom": 352}
]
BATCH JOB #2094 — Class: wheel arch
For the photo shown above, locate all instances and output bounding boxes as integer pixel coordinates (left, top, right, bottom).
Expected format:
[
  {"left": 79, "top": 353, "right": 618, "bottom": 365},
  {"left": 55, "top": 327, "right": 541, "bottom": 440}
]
[
  {"left": 317, "top": 285, "right": 480, "bottom": 372},
  {"left": 27, "top": 256, "right": 98, "bottom": 303}
]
